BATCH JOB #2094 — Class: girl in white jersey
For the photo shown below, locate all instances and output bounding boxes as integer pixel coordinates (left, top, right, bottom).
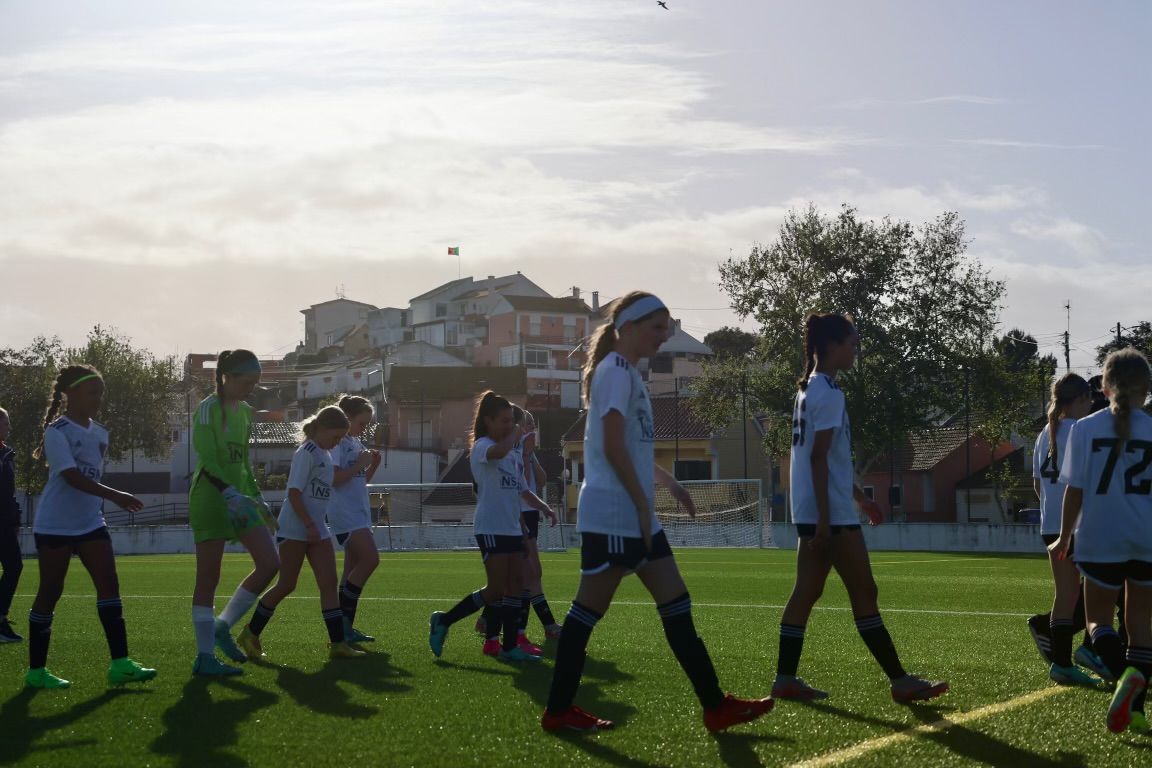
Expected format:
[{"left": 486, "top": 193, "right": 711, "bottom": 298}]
[
  {"left": 774, "top": 313, "right": 947, "bottom": 704},
  {"left": 429, "top": 391, "right": 552, "bottom": 662},
  {"left": 24, "top": 365, "right": 156, "bottom": 689},
  {"left": 1029, "top": 373, "right": 1102, "bottom": 686},
  {"left": 1052, "top": 347, "right": 1152, "bottom": 734},
  {"left": 330, "top": 395, "right": 382, "bottom": 646},
  {"left": 541, "top": 292, "right": 773, "bottom": 734},
  {"left": 236, "top": 406, "right": 366, "bottom": 661}
]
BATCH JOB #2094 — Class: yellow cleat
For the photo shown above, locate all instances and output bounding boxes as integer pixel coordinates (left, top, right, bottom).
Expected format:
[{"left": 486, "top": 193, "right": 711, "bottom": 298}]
[
  {"left": 236, "top": 626, "right": 264, "bottom": 660},
  {"left": 329, "top": 641, "right": 368, "bottom": 659}
]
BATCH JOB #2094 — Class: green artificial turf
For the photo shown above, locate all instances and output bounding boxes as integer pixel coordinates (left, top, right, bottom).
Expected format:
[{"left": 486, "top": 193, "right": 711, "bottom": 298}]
[{"left": 0, "top": 548, "right": 1149, "bottom": 767}]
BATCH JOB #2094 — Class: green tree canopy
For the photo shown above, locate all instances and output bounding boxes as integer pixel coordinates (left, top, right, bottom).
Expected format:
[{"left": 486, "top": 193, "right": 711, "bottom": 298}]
[{"left": 693, "top": 204, "right": 1005, "bottom": 473}]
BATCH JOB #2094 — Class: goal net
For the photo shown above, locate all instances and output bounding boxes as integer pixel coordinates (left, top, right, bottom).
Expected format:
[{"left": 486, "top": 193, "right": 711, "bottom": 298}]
[
  {"left": 657, "top": 479, "right": 770, "bottom": 548},
  {"left": 365, "top": 482, "right": 569, "bottom": 551}
]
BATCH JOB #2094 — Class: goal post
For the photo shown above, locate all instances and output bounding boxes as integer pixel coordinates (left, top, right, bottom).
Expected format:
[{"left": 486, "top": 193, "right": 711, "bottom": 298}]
[{"left": 657, "top": 479, "right": 770, "bottom": 548}]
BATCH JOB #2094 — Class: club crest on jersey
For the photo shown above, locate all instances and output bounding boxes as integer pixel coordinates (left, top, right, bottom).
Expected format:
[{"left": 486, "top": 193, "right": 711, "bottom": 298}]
[
  {"left": 310, "top": 478, "right": 331, "bottom": 499},
  {"left": 638, "top": 411, "right": 654, "bottom": 442},
  {"left": 227, "top": 442, "right": 244, "bottom": 462}
]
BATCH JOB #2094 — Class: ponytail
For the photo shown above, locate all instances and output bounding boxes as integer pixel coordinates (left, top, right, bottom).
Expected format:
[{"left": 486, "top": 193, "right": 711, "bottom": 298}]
[
  {"left": 798, "top": 312, "right": 855, "bottom": 391},
  {"left": 337, "top": 394, "right": 374, "bottom": 420},
  {"left": 583, "top": 291, "right": 659, "bottom": 400},
  {"left": 300, "top": 405, "right": 349, "bottom": 442},
  {"left": 1102, "top": 347, "right": 1152, "bottom": 451},
  {"left": 215, "top": 348, "right": 259, "bottom": 429},
  {"left": 472, "top": 390, "right": 512, "bottom": 445},
  {"left": 34, "top": 364, "right": 102, "bottom": 461},
  {"left": 1046, "top": 373, "right": 1089, "bottom": 458}
]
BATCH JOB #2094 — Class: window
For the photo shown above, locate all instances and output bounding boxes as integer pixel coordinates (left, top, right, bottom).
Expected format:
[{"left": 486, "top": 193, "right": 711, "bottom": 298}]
[
  {"left": 862, "top": 486, "right": 875, "bottom": 500},
  {"left": 435, "top": 303, "right": 448, "bottom": 318},
  {"left": 529, "top": 315, "right": 541, "bottom": 337},
  {"left": 524, "top": 348, "right": 550, "bottom": 369},
  {"left": 675, "top": 460, "right": 712, "bottom": 481},
  {"left": 445, "top": 323, "right": 459, "bottom": 346},
  {"left": 563, "top": 323, "right": 576, "bottom": 341},
  {"left": 888, "top": 485, "right": 902, "bottom": 507}
]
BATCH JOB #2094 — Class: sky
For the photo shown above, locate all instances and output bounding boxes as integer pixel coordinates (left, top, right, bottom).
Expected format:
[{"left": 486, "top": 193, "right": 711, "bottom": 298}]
[{"left": 1, "top": 0, "right": 1148, "bottom": 373}]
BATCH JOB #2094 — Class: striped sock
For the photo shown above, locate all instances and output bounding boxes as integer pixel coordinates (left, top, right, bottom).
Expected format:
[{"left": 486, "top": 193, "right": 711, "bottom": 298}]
[
  {"left": 777, "top": 623, "right": 806, "bottom": 677},
  {"left": 518, "top": 589, "right": 532, "bottom": 633},
  {"left": 855, "top": 614, "right": 906, "bottom": 680},
  {"left": 249, "top": 601, "right": 276, "bottom": 637},
  {"left": 658, "top": 592, "right": 723, "bottom": 710},
  {"left": 323, "top": 608, "right": 345, "bottom": 644},
  {"left": 28, "top": 610, "right": 53, "bottom": 669},
  {"left": 443, "top": 590, "right": 487, "bottom": 626},
  {"left": 340, "top": 581, "right": 363, "bottom": 626},
  {"left": 546, "top": 602, "right": 602, "bottom": 714},
  {"left": 97, "top": 598, "right": 128, "bottom": 660},
  {"left": 1050, "top": 618, "right": 1074, "bottom": 668},
  {"left": 531, "top": 593, "right": 556, "bottom": 627},
  {"left": 1091, "top": 626, "right": 1126, "bottom": 681}
]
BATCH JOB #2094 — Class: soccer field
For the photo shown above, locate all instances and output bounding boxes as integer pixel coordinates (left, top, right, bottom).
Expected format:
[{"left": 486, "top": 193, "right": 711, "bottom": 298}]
[{"left": 0, "top": 549, "right": 1148, "bottom": 767}]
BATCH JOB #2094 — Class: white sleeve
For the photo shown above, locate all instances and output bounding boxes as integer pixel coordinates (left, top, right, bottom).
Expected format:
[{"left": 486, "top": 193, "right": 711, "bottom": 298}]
[
  {"left": 474, "top": 437, "right": 495, "bottom": 464},
  {"left": 808, "top": 387, "right": 844, "bottom": 432},
  {"left": 287, "top": 450, "right": 312, "bottom": 492},
  {"left": 592, "top": 365, "right": 631, "bottom": 419},
  {"left": 43, "top": 428, "right": 76, "bottom": 475},
  {"left": 1032, "top": 433, "right": 1044, "bottom": 480},
  {"left": 1059, "top": 423, "right": 1086, "bottom": 490}
]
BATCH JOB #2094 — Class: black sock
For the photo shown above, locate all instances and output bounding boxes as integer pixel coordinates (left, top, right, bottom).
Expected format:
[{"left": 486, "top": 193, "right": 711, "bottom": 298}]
[
  {"left": 1127, "top": 646, "right": 1152, "bottom": 714},
  {"left": 1050, "top": 618, "right": 1074, "bottom": 668},
  {"left": 658, "top": 593, "right": 724, "bottom": 710},
  {"left": 855, "top": 614, "right": 907, "bottom": 680},
  {"left": 28, "top": 610, "right": 52, "bottom": 669},
  {"left": 1027, "top": 613, "right": 1053, "bottom": 659},
  {"left": 1117, "top": 588, "right": 1129, "bottom": 647},
  {"left": 249, "top": 601, "right": 275, "bottom": 637},
  {"left": 777, "top": 623, "right": 806, "bottom": 677},
  {"left": 323, "top": 608, "right": 345, "bottom": 643},
  {"left": 1071, "top": 592, "right": 1087, "bottom": 634},
  {"left": 1091, "top": 626, "right": 1126, "bottom": 680},
  {"left": 532, "top": 594, "right": 556, "bottom": 627},
  {"left": 482, "top": 604, "right": 500, "bottom": 640},
  {"left": 501, "top": 597, "right": 520, "bottom": 651},
  {"left": 443, "top": 590, "right": 487, "bottom": 626},
  {"left": 518, "top": 590, "right": 531, "bottom": 633},
  {"left": 341, "top": 581, "right": 363, "bottom": 626},
  {"left": 97, "top": 598, "right": 128, "bottom": 659},
  {"left": 546, "top": 602, "right": 601, "bottom": 714}
]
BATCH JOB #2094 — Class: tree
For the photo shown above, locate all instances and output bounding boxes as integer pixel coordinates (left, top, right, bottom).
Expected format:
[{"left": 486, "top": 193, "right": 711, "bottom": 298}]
[
  {"left": 994, "top": 328, "right": 1039, "bottom": 373},
  {"left": 694, "top": 204, "right": 1004, "bottom": 473},
  {"left": 1096, "top": 321, "right": 1152, "bottom": 365},
  {"left": 703, "top": 327, "right": 758, "bottom": 360},
  {"left": 0, "top": 327, "right": 180, "bottom": 499}
]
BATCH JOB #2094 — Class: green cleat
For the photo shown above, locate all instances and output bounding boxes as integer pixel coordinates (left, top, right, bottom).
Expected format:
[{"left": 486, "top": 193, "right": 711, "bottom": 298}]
[
  {"left": 192, "top": 653, "right": 243, "bottom": 677},
  {"left": 1108, "top": 667, "right": 1147, "bottom": 734},
  {"left": 108, "top": 657, "right": 158, "bottom": 687},
  {"left": 25, "top": 667, "right": 71, "bottom": 690},
  {"left": 1130, "top": 711, "right": 1150, "bottom": 733},
  {"left": 214, "top": 618, "right": 247, "bottom": 663},
  {"left": 429, "top": 612, "right": 448, "bottom": 658},
  {"left": 344, "top": 618, "right": 375, "bottom": 644},
  {"left": 498, "top": 646, "right": 542, "bottom": 663}
]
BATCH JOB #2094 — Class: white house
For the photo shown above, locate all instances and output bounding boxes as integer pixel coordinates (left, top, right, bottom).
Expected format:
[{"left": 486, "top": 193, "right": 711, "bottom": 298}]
[{"left": 301, "top": 298, "right": 378, "bottom": 352}]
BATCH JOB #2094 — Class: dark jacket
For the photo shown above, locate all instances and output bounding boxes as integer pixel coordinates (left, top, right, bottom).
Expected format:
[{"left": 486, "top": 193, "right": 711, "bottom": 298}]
[{"left": 0, "top": 443, "right": 21, "bottom": 527}]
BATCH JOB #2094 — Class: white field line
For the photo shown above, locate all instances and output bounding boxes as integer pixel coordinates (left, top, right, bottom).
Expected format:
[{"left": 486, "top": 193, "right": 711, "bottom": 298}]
[
  {"left": 793, "top": 686, "right": 1070, "bottom": 768},
  {"left": 12, "top": 594, "right": 1031, "bottom": 617}
]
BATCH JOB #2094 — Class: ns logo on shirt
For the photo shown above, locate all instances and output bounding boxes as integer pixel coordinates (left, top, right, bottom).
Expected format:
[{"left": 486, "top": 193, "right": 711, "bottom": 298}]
[
  {"left": 500, "top": 471, "right": 520, "bottom": 490},
  {"left": 226, "top": 442, "right": 244, "bottom": 463},
  {"left": 638, "top": 411, "right": 654, "bottom": 442},
  {"left": 77, "top": 464, "right": 101, "bottom": 480},
  {"left": 309, "top": 479, "right": 332, "bottom": 499}
]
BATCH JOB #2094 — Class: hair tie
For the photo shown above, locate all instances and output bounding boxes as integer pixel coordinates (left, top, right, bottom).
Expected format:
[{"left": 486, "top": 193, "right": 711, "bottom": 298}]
[{"left": 67, "top": 373, "right": 101, "bottom": 389}]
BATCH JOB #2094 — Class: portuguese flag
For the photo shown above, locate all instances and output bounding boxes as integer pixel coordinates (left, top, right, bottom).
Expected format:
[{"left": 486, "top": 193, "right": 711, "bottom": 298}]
[{"left": 448, "top": 246, "right": 460, "bottom": 255}]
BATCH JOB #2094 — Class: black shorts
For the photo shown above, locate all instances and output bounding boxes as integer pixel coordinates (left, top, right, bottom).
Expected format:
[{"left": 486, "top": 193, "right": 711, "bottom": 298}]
[
  {"left": 795, "top": 523, "right": 861, "bottom": 538},
  {"left": 521, "top": 510, "right": 540, "bottom": 540},
  {"left": 1042, "top": 533, "right": 1075, "bottom": 557},
  {"left": 336, "top": 532, "right": 350, "bottom": 546},
  {"left": 476, "top": 534, "right": 524, "bottom": 561},
  {"left": 34, "top": 525, "right": 111, "bottom": 552},
  {"left": 1077, "top": 560, "right": 1152, "bottom": 589},
  {"left": 580, "top": 530, "right": 673, "bottom": 575}
]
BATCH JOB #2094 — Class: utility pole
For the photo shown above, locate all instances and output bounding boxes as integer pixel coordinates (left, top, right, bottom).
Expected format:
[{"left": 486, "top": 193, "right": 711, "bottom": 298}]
[
  {"left": 1063, "top": 301, "right": 1071, "bottom": 372},
  {"left": 1116, "top": 322, "right": 1124, "bottom": 345}
]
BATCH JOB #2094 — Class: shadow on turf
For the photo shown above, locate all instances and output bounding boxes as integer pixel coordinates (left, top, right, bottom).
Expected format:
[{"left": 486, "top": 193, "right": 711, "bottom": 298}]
[
  {"left": 0, "top": 687, "right": 146, "bottom": 765},
  {"left": 150, "top": 676, "right": 279, "bottom": 768},
  {"left": 271, "top": 651, "right": 413, "bottom": 718},
  {"left": 792, "top": 699, "right": 1090, "bottom": 767},
  {"left": 712, "top": 731, "right": 794, "bottom": 768}
]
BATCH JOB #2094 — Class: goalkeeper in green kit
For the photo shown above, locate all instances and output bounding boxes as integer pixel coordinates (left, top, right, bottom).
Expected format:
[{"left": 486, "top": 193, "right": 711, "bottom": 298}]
[{"left": 189, "top": 349, "right": 281, "bottom": 676}]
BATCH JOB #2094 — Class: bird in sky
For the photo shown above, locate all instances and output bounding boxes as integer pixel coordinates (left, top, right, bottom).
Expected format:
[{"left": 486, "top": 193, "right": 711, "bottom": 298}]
[{"left": 657, "top": 1, "right": 669, "bottom": 8}]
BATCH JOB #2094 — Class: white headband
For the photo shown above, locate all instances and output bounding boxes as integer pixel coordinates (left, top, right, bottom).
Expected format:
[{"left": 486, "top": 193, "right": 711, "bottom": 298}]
[{"left": 614, "top": 295, "right": 668, "bottom": 330}]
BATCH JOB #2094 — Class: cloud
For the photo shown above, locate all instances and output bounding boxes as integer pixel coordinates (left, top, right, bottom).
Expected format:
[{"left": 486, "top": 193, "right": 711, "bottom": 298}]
[
  {"left": 1009, "top": 216, "right": 1108, "bottom": 260},
  {"left": 950, "top": 138, "right": 1110, "bottom": 150},
  {"left": 831, "top": 95, "right": 1006, "bottom": 109}
]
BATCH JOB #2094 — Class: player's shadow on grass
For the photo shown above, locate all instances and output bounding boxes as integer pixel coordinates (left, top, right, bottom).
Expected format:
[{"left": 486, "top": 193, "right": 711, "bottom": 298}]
[
  {"left": 905, "top": 702, "right": 1090, "bottom": 766},
  {"left": 273, "top": 653, "right": 411, "bottom": 718},
  {"left": 712, "top": 729, "right": 794, "bottom": 768},
  {"left": 0, "top": 687, "right": 142, "bottom": 765},
  {"left": 150, "top": 676, "right": 279, "bottom": 768}
]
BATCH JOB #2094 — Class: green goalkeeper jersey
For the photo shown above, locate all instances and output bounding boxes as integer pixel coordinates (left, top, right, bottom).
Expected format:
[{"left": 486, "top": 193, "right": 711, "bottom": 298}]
[{"left": 191, "top": 395, "right": 260, "bottom": 496}]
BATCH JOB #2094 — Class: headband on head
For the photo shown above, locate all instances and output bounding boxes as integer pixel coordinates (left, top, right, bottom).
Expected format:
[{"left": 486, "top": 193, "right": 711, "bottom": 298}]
[
  {"left": 614, "top": 295, "right": 668, "bottom": 330},
  {"left": 67, "top": 373, "right": 101, "bottom": 389},
  {"left": 221, "top": 358, "right": 262, "bottom": 377}
]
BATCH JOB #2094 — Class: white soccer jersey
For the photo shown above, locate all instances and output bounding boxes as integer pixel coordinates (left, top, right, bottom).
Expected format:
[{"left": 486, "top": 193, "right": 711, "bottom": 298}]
[
  {"left": 576, "top": 352, "right": 661, "bottom": 538},
  {"left": 328, "top": 435, "right": 371, "bottom": 535},
  {"left": 35, "top": 416, "right": 110, "bottom": 536},
  {"left": 281, "top": 440, "right": 334, "bottom": 541},
  {"left": 471, "top": 437, "right": 525, "bottom": 536},
  {"left": 1060, "top": 409, "right": 1152, "bottom": 563},
  {"left": 789, "top": 373, "right": 858, "bottom": 526},
  {"left": 1033, "top": 419, "right": 1076, "bottom": 536},
  {"left": 521, "top": 452, "right": 540, "bottom": 513}
]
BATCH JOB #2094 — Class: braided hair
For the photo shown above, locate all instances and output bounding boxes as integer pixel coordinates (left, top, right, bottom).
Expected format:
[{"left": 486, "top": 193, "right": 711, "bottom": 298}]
[{"left": 33, "top": 364, "right": 102, "bottom": 461}]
